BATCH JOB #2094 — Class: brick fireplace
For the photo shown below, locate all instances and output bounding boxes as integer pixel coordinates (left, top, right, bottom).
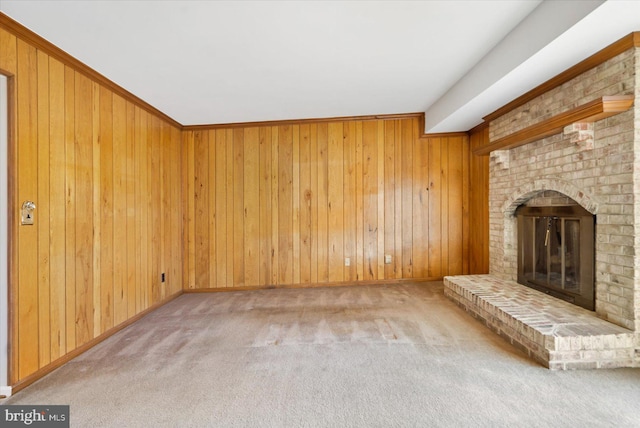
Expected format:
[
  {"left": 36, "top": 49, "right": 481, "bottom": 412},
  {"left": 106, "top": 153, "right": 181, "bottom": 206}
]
[
  {"left": 489, "top": 45, "right": 640, "bottom": 331},
  {"left": 445, "top": 38, "right": 640, "bottom": 369}
]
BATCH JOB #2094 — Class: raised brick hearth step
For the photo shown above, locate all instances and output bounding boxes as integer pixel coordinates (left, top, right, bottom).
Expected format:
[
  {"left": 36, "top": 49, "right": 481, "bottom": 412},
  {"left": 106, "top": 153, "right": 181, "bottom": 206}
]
[{"left": 444, "top": 275, "right": 640, "bottom": 370}]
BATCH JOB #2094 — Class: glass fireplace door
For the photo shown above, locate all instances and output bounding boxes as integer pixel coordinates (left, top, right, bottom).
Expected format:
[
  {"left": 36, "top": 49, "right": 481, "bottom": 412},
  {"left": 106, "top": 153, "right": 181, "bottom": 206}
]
[
  {"left": 522, "top": 216, "right": 580, "bottom": 290},
  {"left": 517, "top": 205, "right": 595, "bottom": 310}
]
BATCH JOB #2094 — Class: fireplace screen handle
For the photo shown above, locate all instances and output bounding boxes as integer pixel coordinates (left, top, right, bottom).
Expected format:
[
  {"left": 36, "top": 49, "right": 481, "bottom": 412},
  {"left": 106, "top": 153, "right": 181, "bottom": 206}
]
[{"left": 544, "top": 217, "right": 552, "bottom": 247}]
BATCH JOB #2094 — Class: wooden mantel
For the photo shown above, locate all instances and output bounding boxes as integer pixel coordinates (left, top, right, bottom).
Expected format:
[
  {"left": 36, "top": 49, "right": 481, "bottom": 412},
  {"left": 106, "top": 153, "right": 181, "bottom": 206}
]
[{"left": 473, "top": 95, "right": 634, "bottom": 156}]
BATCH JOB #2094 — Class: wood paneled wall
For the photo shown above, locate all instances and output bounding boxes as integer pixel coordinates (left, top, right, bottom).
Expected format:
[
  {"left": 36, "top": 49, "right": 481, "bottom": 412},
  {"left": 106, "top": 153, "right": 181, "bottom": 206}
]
[
  {"left": 0, "top": 26, "right": 183, "bottom": 385},
  {"left": 182, "top": 118, "right": 474, "bottom": 289},
  {"left": 0, "top": 12, "right": 491, "bottom": 387}
]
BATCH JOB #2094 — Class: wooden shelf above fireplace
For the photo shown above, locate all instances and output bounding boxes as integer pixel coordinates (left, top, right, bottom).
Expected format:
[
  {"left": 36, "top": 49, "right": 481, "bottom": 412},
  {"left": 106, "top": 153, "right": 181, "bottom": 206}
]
[{"left": 473, "top": 95, "right": 634, "bottom": 156}]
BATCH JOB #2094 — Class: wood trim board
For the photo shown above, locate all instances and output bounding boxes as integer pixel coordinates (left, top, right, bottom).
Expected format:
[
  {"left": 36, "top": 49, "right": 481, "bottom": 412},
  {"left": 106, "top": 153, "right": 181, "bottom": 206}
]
[
  {"left": 183, "top": 277, "right": 442, "bottom": 293},
  {"left": 183, "top": 112, "right": 426, "bottom": 131}
]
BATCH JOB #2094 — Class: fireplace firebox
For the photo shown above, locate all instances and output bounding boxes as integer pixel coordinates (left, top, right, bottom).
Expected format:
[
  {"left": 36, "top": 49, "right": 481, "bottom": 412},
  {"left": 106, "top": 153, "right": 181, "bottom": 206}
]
[{"left": 516, "top": 205, "right": 595, "bottom": 310}]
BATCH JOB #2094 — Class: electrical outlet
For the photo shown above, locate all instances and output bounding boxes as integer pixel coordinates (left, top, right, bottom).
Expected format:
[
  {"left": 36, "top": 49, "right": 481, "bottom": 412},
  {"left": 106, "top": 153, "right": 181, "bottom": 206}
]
[
  {"left": 161, "top": 273, "right": 166, "bottom": 283},
  {"left": 385, "top": 254, "right": 392, "bottom": 264},
  {"left": 345, "top": 257, "right": 351, "bottom": 267}
]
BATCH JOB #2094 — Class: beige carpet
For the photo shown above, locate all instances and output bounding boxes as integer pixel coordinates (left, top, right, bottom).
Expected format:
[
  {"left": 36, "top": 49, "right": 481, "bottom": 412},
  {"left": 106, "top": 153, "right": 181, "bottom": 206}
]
[{"left": 3, "top": 282, "right": 640, "bottom": 427}]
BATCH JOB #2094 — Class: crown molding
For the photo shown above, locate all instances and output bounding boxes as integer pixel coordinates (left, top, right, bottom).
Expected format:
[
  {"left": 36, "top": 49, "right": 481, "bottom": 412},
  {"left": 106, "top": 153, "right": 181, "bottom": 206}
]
[{"left": 183, "top": 112, "right": 425, "bottom": 131}]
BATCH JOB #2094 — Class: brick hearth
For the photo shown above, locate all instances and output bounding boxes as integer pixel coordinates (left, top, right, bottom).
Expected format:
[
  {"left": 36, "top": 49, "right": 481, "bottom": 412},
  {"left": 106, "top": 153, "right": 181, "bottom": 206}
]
[{"left": 444, "top": 275, "right": 639, "bottom": 369}]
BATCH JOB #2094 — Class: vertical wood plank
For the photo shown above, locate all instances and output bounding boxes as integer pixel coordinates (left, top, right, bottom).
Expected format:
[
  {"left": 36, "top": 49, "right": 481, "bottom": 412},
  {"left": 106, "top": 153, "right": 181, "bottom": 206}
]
[
  {"left": 133, "top": 106, "right": 142, "bottom": 312},
  {"left": 91, "top": 82, "right": 101, "bottom": 336},
  {"left": 362, "top": 121, "right": 377, "bottom": 280},
  {"left": 327, "top": 122, "right": 344, "bottom": 282},
  {"left": 469, "top": 127, "right": 490, "bottom": 274},
  {"left": 186, "top": 130, "right": 195, "bottom": 289},
  {"left": 448, "top": 136, "right": 464, "bottom": 275},
  {"left": 258, "top": 127, "right": 272, "bottom": 286},
  {"left": 427, "top": 137, "right": 442, "bottom": 277},
  {"left": 393, "top": 120, "right": 403, "bottom": 279},
  {"left": 461, "top": 135, "right": 470, "bottom": 275},
  {"left": 401, "top": 119, "right": 413, "bottom": 277},
  {"left": 125, "top": 102, "right": 136, "bottom": 308},
  {"left": 441, "top": 137, "right": 450, "bottom": 276},
  {"left": 172, "top": 126, "right": 183, "bottom": 294},
  {"left": 226, "top": 129, "right": 235, "bottom": 286},
  {"left": 244, "top": 127, "right": 260, "bottom": 287},
  {"left": 376, "top": 120, "right": 385, "bottom": 279},
  {"left": 215, "top": 129, "right": 228, "bottom": 287},
  {"left": 63, "top": 65, "right": 76, "bottom": 353},
  {"left": 48, "top": 57, "right": 66, "bottom": 361},
  {"left": 309, "top": 124, "right": 318, "bottom": 284},
  {"left": 355, "top": 121, "right": 364, "bottom": 281},
  {"left": 233, "top": 128, "right": 245, "bottom": 286},
  {"left": 180, "top": 128, "right": 189, "bottom": 291},
  {"left": 316, "top": 123, "right": 328, "bottom": 282},
  {"left": 36, "top": 50, "right": 51, "bottom": 367},
  {"left": 98, "top": 85, "right": 113, "bottom": 332},
  {"left": 299, "top": 124, "right": 312, "bottom": 284},
  {"left": 278, "top": 125, "right": 293, "bottom": 285},
  {"left": 383, "top": 121, "right": 395, "bottom": 279},
  {"left": 270, "top": 127, "right": 279, "bottom": 285},
  {"left": 208, "top": 130, "right": 216, "bottom": 288},
  {"left": 292, "top": 125, "right": 301, "bottom": 285},
  {"left": 145, "top": 115, "right": 153, "bottom": 299},
  {"left": 146, "top": 116, "right": 154, "bottom": 300},
  {"left": 343, "top": 121, "right": 357, "bottom": 282},
  {"left": 168, "top": 126, "right": 181, "bottom": 295},
  {"left": 159, "top": 121, "right": 171, "bottom": 298},
  {"left": 149, "top": 116, "right": 161, "bottom": 303},
  {"left": 112, "top": 94, "right": 127, "bottom": 323},
  {"left": 158, "top": 122, "right": 167, "bottom": 298},
  {"left": 194, "top": 130, "right": 209, "bottom": 288},
  {"left": 100, "top": 87, "right": 114, "bottom": 331},
  {"left": 74, "top": 73, "right": 94, "bottom": 347},
  {"left": 413, "top": 133, "right": 429, "bottom": 278}
]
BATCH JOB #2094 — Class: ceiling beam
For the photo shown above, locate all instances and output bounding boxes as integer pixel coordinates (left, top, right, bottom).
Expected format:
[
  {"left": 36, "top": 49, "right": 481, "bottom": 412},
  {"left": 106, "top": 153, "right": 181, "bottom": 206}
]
[{"left": 423, "top": 0, "right": 605, "bottom": 133}]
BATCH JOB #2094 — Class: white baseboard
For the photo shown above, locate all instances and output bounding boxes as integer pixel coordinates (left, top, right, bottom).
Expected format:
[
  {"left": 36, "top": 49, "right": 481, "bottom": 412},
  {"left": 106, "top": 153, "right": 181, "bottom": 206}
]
[{"left": 0, "top": 385, "right": 11, "bottom": 398}]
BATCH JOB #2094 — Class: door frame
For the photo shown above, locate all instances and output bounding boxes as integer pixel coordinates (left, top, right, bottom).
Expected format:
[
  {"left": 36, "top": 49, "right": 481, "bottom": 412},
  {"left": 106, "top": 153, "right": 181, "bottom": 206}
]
[{"left": 0, "top": 71, "right": 15, "bottom": 397}]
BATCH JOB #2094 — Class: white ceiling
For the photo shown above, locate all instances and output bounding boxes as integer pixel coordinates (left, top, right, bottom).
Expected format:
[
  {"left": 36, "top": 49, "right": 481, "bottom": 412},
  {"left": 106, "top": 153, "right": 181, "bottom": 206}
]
[{"left": 0, "top": 1, "right": 639, "bottom": 131}]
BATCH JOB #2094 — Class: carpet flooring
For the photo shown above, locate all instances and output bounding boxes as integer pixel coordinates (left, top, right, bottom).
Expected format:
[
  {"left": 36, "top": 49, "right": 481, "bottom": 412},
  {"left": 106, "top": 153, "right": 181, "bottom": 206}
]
[{"left": 2, "top": 282, "right": 640, "bottom": 427}]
